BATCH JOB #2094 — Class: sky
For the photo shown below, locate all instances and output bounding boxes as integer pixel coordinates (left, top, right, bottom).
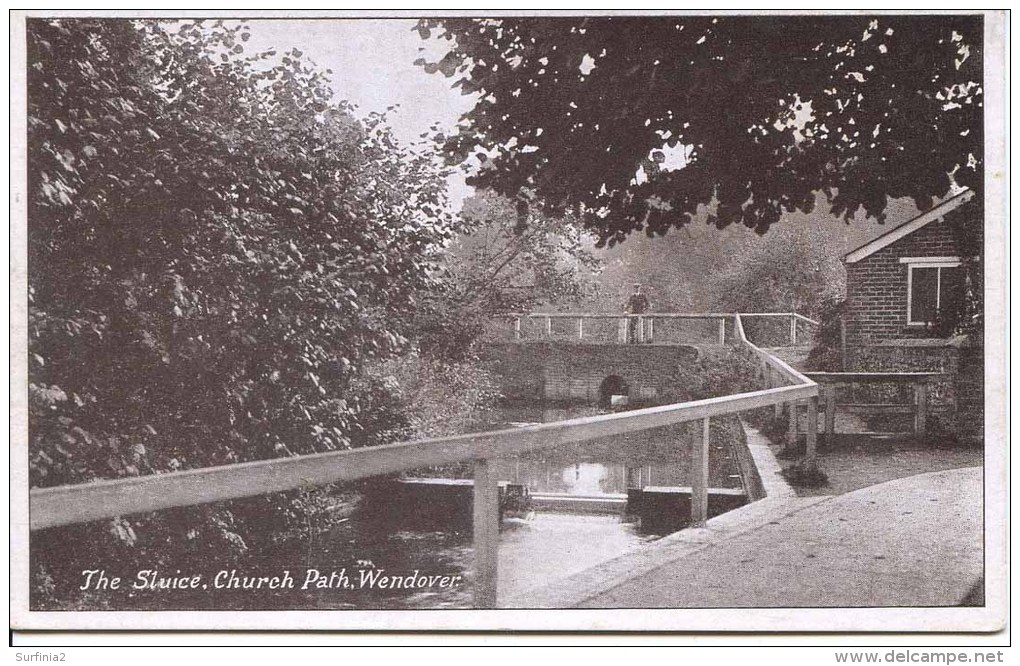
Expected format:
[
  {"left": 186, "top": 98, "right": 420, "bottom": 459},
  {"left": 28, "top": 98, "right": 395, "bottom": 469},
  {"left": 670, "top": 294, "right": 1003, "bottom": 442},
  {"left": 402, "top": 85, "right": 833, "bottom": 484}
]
[
  {"left": 230, "top": 19, "right": 915, "bottom": 233},
  {"left": 235, "top": 20, "right": 806, "bottom": 211},
  {"left": 242, "top": 19, "right": 477, "bottom": 207}
]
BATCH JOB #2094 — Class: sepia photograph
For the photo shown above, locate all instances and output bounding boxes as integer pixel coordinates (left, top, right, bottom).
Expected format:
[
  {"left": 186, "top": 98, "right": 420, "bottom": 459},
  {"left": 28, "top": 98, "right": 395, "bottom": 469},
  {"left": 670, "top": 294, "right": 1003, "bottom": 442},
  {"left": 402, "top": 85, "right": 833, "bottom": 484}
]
[{"left": 9, "top": 10, "right": 1007, "bottom": 636}]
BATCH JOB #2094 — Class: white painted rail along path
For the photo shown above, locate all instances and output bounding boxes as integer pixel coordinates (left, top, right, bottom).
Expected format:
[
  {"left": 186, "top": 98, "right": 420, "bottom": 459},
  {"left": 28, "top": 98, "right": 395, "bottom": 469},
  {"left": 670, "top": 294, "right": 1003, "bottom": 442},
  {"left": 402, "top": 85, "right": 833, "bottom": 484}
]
[
  {"left": 506, "top": 311, "right": 817, "bottom": 346},
  {"left": 28, "top": 313, "right": 819, "bottom": 608},
  {"left": 802, "top": 372, "right": 941, "bottom": 439}
]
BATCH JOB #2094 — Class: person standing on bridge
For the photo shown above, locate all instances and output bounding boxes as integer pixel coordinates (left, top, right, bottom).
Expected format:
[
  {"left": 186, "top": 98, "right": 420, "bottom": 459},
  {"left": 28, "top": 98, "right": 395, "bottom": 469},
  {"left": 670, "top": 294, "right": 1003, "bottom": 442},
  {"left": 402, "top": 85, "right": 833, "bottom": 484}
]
[{"left": 624, "top": 283, "right": 650, "bottom": 343}]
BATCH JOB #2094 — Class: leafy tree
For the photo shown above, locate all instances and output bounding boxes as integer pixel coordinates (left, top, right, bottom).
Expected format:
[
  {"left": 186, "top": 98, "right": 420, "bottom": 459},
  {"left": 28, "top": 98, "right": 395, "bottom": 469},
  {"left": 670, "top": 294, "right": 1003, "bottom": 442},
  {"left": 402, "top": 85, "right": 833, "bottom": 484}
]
[
  {"left": 448, "top": 190, "right": 600, "bottom": 309},
  {"left": 27, "top": 19, "right": 458, "bottom": 605},
  {"left": 585, "top": 190, "right": 899, "bottom": 317},
  {"left": 377, "top": 353, "right": 501, "bottom": 439},
  {"left": 416, "top": 16, "right": 982, "bottom": 244},
  {"left": 409, "top": 189, "right": 601, "bottom": 357},
  {"left": 715, "top": 218, "right": 847, "bottom": 317},
  {"left": 589, "top": 215, "right": 753, "bottom": 313}
]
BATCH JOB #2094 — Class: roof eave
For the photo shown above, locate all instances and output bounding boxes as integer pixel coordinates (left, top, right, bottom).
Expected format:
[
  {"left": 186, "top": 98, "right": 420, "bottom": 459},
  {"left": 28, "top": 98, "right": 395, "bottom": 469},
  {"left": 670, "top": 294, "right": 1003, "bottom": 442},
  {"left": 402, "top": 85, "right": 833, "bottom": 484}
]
[{"left": 844, "top": 188, "right": 975, "bottom": 264}]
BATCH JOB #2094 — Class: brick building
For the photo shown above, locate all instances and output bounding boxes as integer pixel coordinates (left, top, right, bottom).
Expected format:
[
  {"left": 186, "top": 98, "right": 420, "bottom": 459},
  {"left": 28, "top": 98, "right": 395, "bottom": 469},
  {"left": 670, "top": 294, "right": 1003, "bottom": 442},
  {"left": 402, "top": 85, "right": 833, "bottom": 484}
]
[{"left": 842, "top": 188, "right": 983, "bottom": 441}]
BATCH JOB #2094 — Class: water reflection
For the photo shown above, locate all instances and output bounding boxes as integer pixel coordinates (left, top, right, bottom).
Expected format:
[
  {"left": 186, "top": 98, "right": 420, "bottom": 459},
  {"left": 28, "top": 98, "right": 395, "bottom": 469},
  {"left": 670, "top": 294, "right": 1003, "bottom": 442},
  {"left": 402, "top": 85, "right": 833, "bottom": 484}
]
[
  {"left": 486, "top": 405, "right": 744, "bottom": 493},
  {"left": 114, "top": 403, "right": 748, "bottom": 611},
  {"left": 563, "top": 462, "right": 607, "bottom": 495},
  {"left": 497, "top": 457, "right": 722, "bottom": 495}
]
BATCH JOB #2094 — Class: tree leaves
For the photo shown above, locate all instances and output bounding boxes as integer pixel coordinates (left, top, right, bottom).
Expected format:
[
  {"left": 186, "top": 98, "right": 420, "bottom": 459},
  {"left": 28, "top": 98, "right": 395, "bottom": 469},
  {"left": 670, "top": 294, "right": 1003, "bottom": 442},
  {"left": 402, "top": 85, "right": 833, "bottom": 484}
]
[
  {"left": 27, "top": 19, "right": 458, "bottom": 493},
  {"left": 29, "top": 19, "right": 485, "bottom": 604},
  {"left": 427, "top": 189, "right": 602, "bottom": 350},
  {"left": 416, "top": 16, "right": 983, "bottom": 244}
]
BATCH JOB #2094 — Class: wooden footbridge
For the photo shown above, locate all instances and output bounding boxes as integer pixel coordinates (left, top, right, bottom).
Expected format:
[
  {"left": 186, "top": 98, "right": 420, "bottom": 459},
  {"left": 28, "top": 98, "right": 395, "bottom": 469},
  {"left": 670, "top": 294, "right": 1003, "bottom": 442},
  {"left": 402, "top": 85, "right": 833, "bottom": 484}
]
[{"left": 27, "top": 312, "right": 936, "bottom": 608}]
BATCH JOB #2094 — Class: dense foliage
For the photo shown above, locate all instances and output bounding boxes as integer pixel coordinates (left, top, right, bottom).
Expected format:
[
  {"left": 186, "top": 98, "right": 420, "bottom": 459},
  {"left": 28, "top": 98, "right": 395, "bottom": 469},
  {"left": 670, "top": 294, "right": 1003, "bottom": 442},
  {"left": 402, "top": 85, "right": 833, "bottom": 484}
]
[
  {"left": 400, "top": 189, "right": 602, "bottom": 360},
  {"left": 714, "top": 221, "right": 846, "bottom": 317},
  {"left": 587, "top": 192, "right": 879, "bottom": 316},
  {"left": 448, "top": 190, "right": 600, "bottom": 309},
  {"left": 28, "top": 19, "right": 468, "bottom": 604},
  {"left": 417, "top": 16, "right": 982, "bottom": 245},
  {"left": 659, "top": 346, "right": 760, "bottom": 404}
]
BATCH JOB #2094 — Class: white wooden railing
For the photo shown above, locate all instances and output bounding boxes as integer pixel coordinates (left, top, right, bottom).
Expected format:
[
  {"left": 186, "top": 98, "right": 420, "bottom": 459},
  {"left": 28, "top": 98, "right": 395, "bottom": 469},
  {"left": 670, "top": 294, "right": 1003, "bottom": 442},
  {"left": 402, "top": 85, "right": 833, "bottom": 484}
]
[
  {"left": 507, "top": 311, "right": 819, "bottom": 346},
  {"left": 803, "top": 372, "right": 940, "bottom": 439},
  {"left": 27, "top": 314, "right": 819, "bottom": 608},
  {"left": 734, "top": 314, "right": 821, "bottom": 462}
]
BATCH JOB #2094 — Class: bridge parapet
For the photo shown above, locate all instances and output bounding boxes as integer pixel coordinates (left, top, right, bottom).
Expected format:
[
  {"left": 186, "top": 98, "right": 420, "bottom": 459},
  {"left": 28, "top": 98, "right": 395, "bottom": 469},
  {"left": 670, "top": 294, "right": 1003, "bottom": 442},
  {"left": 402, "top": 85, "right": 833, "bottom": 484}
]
[{"left": 499, "top": 312, "right": 819, "bottom": 347}]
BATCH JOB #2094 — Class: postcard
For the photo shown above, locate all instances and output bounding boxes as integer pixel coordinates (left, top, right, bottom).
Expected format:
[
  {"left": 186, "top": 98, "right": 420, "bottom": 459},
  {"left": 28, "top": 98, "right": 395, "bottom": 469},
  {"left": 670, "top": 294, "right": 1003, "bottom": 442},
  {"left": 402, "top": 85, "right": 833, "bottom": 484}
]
[{"left": 9, "top": 9, "right": 1008, "bottom": 634}]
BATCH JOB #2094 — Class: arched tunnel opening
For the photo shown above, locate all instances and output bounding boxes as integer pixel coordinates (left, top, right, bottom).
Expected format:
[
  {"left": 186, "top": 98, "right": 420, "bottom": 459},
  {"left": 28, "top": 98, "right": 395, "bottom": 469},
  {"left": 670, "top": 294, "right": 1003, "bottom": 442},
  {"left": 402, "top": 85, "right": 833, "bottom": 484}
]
[{"left": 598, "top": 375, "right": 630, "bottom": 408}]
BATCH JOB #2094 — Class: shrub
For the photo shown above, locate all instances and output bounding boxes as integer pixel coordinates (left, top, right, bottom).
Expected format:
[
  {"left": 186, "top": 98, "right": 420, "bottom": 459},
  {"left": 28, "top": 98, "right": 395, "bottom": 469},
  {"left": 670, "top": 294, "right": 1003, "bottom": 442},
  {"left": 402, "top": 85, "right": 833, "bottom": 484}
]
[
  {"left": 25, "top": 19, "right": 471, "bottom": 610},
  {"left": 660, "top": 345, "right": 760, "bottom": 404},
  {"left": 781, "top": 463, "right": 830, "bottom": 488},
  {"left": 805, "top": 296, "right": 847, "bottom": 371}
]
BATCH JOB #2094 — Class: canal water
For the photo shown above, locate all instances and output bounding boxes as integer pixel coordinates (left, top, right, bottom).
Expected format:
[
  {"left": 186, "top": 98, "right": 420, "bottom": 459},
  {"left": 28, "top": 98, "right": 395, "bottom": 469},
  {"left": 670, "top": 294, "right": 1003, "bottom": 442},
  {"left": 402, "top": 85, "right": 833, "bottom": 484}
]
[
  {"left": 484, "top": 405, "right": 746, "bottom": 494},
  {"left": 107, "top": 405, "right": 748, "bottom": 610},
  {"left": 265, "top": 404, "right": 747, "bottom": 609}
]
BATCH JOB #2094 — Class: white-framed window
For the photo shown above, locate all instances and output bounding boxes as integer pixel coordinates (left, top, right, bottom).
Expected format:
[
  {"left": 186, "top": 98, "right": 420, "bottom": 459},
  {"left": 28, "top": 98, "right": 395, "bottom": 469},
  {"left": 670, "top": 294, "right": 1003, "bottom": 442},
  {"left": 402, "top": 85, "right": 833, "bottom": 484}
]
[{"left": 900, "top": 257, "right": 964, "bottom": 326}]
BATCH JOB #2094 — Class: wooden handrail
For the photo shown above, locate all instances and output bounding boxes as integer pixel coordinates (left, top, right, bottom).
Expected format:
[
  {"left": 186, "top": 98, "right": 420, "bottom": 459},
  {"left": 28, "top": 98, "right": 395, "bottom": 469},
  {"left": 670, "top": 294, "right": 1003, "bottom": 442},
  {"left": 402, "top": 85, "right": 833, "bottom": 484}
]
[
  {"left": 29, "top": 381, "right": 816, "bottom": 532},
  {"left": 29, "top": 312, "right": 820, "bottom": 608},
  {"left": 793, "top": 313, "right": 821, "bottom": 327},
  {"left": 804, "top": 372, "right": 941, "bottom": 382},
  {"left": 734, "top": 314, "right": 820, "bottom": 464},
  {"left": 508, "top": 313, "right": 734, "bottom": 319},
  {"left": 505, "top": 311, "right": 819, "bottom": 347},
  {"left": 735, "top": 314, "right": 817, "bottom": 388},
  {"left": 506, "top": 312, "right": 807, "bottom": 319}
]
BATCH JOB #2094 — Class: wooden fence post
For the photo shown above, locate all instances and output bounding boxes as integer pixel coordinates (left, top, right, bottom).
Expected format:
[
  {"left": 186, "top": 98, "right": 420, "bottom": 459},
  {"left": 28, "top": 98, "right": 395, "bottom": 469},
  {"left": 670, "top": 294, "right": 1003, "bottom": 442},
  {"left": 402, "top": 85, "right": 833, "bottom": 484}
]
[
  {"left": 647, "top": 317, "right": 654, "bottom": 344},
  {"left": 839, "top": 317, "right": 847, "bottom": 370},
  {"left": 914, "top": 381, "right": 928, "bottom": 438},
  {"left": 824, "top": 384, "right": 837, "bottom": 442},
  {"left": 545, "top": 316, "right": 553, "bottom": 338},
  {"left": 773, "top": 375, "right": 783, "bottom": 419},
  {"left": 805, "top": 396, "right": 819, "bottom": 466},
  {"left": 790, "top": 314, "right": 798, "bottom": 345},
  {"left": 472, "top": 459, "right": 500, "bottom": 609},
  {"left": 691, "top": 418, "right": 710, "bottom": 527},
  {"left": 514, "top": 317, "right": 521, "bottom": 340},
  {"left": 577, "top": 317, "right": 584, "bottom": 340},
  {"left": 787, "top": 400, "right": 799, "bottom": 447},
  {"left": 718, "top": 318, "right": 726, "bottom": 345},
  {"left": 771, "top": 363, "right": 779, "bottom": 416}
]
